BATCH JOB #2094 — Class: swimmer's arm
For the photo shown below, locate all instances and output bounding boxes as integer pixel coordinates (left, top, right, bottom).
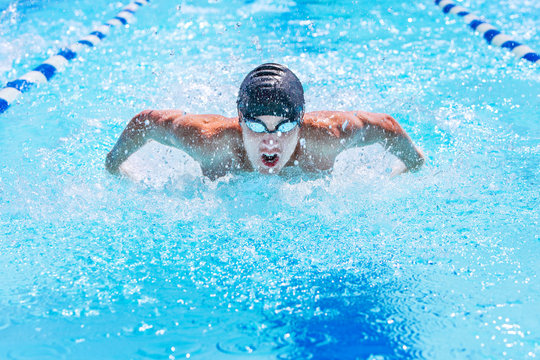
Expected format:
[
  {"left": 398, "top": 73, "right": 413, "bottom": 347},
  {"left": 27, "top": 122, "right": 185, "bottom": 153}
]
[
  {"left": 350, "top": 111, "right": 425, "bottom": 173},
  {"left": 105, "top": 110, "right": 188, "bottom": 174}
]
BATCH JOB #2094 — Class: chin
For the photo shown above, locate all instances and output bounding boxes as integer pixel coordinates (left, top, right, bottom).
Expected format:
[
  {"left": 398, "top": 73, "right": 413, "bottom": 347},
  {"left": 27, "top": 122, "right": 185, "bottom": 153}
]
[
  {"left": 252, "top": 152, "right": 283, "bottom": 174},
  {"left": 256, "top": 158, "right": 286, "bottom": 174},
  {"left": 257, "top": 164, "right": 283, "bottom": 174}
]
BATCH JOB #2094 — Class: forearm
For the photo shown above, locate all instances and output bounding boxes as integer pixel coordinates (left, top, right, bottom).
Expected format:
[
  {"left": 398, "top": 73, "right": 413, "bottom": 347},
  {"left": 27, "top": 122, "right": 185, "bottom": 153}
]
[
  {"left": 105, "top": 111, "right": 156, "bottom": 174},
  {"left": 356, "top": 112, "right": 424, "bottom": 172},
  {"left": 384, "top": 131, "right": 425, "bottom": 172}
]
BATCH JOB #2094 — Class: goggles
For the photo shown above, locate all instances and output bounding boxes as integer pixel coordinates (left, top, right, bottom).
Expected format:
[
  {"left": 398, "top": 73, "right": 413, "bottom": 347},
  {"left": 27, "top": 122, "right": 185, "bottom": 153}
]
[{"left": 240, "top": 114, "right": 301, "bottom": 134}]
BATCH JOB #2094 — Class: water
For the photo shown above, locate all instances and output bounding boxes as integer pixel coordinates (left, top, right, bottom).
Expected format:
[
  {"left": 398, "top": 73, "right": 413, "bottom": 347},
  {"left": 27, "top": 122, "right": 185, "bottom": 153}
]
[{"left": 0, "top": 0, "right": 539, "bottom": 358}]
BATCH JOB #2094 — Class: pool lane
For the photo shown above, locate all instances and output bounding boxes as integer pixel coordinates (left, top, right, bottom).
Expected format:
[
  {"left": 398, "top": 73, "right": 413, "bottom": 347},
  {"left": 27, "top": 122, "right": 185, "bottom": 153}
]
[
  {"left": 434, "top": 0, "right": 540, "bottom": 65},
  {"left": 0, "top": 0, "right": 150, "bottom": 114}
]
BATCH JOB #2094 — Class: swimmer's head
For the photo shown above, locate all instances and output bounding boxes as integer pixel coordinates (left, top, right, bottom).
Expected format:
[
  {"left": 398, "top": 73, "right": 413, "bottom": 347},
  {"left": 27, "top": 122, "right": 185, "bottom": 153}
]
[{"left": 237, "top": 63, "right": 305, "bottom": 174}]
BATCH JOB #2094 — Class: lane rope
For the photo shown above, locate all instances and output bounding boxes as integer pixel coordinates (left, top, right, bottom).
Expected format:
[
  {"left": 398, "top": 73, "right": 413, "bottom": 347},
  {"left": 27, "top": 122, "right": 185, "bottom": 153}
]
[
  {"left": 0, "top": 0, "right": 150, "bottom": 114},
  {"left": 434, "top": 0, "right": 540, "bottom": 65}
]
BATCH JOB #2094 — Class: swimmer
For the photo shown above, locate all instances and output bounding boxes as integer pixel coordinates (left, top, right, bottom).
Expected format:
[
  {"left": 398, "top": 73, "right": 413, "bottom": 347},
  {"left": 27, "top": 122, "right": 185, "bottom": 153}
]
[{"left": 106, "top": 63, "right": 425, "bottom": 180}]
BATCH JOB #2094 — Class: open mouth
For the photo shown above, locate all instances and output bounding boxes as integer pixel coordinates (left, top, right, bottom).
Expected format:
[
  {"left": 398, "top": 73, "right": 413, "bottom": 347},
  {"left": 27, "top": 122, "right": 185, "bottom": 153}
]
[{"left": 261, "top": 153, "right": 279, "bottom": 167}]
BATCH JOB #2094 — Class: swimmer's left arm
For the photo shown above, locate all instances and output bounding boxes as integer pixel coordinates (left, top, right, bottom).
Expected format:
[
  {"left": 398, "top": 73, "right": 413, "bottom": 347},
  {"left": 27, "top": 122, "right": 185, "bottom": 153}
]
[{"left": 348, "top": 111, "right": 425, "bottom": 173}]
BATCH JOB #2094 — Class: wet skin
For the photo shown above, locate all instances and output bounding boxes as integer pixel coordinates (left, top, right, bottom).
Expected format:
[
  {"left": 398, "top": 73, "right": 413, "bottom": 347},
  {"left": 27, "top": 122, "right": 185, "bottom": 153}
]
[{"left": 105, "top": 110, "right": 425, "bottom": 180}]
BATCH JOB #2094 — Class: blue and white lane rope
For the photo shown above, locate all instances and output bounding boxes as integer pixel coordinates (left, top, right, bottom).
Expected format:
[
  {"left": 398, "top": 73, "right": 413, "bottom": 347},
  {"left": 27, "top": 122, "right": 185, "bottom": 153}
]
[
  {"left": 435, "top": 0, "right": 540, "bottom": 65},
  {"left": 0, "top": 0, "right": 150, "bottom": 115}
]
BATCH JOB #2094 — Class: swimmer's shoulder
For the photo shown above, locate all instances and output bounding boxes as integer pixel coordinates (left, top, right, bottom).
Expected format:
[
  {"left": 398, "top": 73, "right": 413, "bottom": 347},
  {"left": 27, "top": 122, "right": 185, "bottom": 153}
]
[
  {"left": 146, "top": 110, "right": 241, "bottom": 139},
  {"left": 181, "top": 113, "right": 241, "bottom": 139},
  {"left": 302, "top": 110, "right": 364, "bottom": 139},
  {"left": 302, "top": 110, "right": 395, "bottom": 136}
]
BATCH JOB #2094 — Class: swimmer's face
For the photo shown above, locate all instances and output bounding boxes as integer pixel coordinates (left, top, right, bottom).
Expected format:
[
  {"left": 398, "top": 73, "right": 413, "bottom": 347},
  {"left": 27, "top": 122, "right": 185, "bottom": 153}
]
[{"left": 240, "top": 114, "right": 300, "bottom": 174}]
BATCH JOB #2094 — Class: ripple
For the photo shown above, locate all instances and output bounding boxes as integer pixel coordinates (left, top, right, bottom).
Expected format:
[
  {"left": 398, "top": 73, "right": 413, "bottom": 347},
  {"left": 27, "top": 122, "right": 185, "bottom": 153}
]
[
  {"left": 136, "top": 339, "right": 202, "bottom": 359},
  {"left": 300, "top": 331, "right": 334, "bottom": 348},
  {"left": 0, "top": 313, "right": 11, "bottom": 331},
  {"left": 216, "top": 335, "right": 288, "bottom": 356},
  {"left": 277, "top": 350, "right": 314, "bottom": 360},
  {"left": 174, "top": 312, "right": 222, "bottom": 334},
  {"left": 7, "top": 344, "right": 69, "bottom": 360}
]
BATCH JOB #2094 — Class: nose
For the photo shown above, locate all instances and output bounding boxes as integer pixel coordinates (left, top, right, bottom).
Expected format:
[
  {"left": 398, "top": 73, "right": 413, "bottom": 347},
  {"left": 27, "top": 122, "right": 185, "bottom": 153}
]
[
  {"left": 260, "top": 134, "right": 280, "bottom": 149},
  {"left": 261, "top": 133, "right": 278, "bottom": 144}
]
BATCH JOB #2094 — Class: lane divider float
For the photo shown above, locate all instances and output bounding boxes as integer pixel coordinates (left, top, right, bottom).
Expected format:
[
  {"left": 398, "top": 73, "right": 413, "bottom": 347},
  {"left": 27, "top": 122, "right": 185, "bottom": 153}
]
[
  {"left": 435, "top": 0, "right": 539, "bottom": 65},
  {"left": 0, "top": 0, "right": 150, "bottom": 114}
]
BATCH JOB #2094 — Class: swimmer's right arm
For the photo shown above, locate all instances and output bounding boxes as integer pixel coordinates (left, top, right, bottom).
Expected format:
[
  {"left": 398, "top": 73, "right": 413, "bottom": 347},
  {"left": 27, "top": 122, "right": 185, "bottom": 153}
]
[{"left": 105, "top": 110, "right": 187, "bottom": 174}]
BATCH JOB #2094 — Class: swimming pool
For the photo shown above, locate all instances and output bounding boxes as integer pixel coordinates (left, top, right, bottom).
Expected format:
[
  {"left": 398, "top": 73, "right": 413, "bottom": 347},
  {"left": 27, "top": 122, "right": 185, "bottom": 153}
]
[{"left": 1, "top": 0, "right": 539, "bottom": 358}]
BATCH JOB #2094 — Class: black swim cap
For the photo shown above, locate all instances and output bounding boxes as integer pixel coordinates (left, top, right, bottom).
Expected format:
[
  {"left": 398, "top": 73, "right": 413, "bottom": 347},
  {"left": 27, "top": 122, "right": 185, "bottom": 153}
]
[{"left": 237, "top": 63, "right": 304, "bottom": 123}]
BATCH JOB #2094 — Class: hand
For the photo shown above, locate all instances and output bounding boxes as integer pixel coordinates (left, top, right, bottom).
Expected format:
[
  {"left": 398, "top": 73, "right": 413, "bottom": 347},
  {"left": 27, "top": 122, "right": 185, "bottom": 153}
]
[
  {"left": 390, "top": 148, "right": 425, "bottom": 178},
  {"left": 390, "top": 161, "right": 408, "bottom": 179},
  {"left": 401, "top": 147, "right": 425, "bottom": 172}
]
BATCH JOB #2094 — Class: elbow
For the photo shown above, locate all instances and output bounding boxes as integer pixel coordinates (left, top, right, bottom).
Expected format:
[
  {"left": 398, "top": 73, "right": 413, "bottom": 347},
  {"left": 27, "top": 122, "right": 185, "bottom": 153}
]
[
  {"left": 133, "top": 110, "right": 154, "bottom": 125},
  {"left": 362, "top": 112, "right": 406, "bottom": 138},
  {"left": 383, "top": 114, "right": 405, "bottom": 136},
  {"left": 138, "top": 109, "right": 155, "bottom": 118},
  {"left": 129, "top": 110, "right": 159, "bottom": 134}
]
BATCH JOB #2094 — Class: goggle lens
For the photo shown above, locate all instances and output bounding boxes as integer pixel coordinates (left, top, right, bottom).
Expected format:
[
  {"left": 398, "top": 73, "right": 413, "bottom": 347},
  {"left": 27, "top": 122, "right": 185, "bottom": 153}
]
[
  {"left": 244, "top": 120, "right": 268, "bottom": 133},
  {"left": 276, "top": 121, "right": 297, "bottom": 133},
  {"left": 243, "top": 116, "right": 300, "bottom": 134}
]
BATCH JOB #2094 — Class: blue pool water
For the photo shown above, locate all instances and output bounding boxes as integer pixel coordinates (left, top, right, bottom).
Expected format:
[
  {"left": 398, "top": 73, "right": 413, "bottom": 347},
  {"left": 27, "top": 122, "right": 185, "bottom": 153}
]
[{"left": 0, "top": 0, "right": 539, "bottom": 358}]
